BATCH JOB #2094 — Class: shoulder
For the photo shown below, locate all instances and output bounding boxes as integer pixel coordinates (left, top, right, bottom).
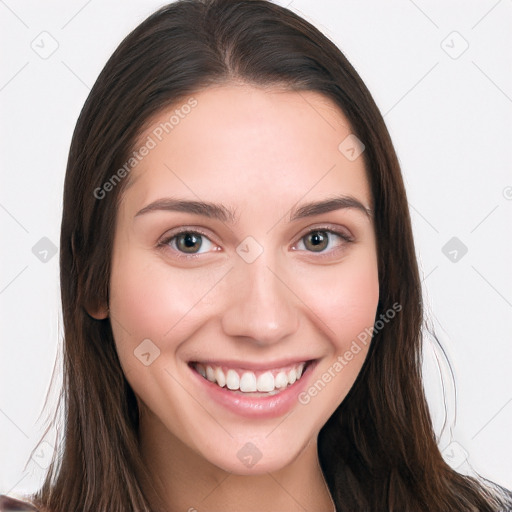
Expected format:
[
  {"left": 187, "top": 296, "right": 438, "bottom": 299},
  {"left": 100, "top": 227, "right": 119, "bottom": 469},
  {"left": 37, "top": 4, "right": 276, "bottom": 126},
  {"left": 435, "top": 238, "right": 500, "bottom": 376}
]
[
  {"left": 0, "top": 495, "right": 39, "bottom": 511},
  {"left": 481, "top": 479, "right": 512, "bottom": 510},
  {"left": 495, "top": 483, "right": 512, "bottom": 508}
]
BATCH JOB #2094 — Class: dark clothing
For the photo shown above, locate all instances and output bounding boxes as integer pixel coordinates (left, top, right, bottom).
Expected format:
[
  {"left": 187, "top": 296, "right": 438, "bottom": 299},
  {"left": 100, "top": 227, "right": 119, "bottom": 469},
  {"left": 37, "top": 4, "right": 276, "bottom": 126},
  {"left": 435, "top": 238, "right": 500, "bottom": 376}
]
[{"left": 0, "top": 495, "right": 38, "bottom": 511}]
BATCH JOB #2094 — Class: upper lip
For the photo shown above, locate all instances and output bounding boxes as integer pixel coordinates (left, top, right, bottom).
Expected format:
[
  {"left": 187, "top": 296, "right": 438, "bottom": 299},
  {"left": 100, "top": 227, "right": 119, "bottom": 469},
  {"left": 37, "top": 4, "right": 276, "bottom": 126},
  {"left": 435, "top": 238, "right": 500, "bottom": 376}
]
[{"left": 188, "top": 357, "right": 317, "bottom": 372}]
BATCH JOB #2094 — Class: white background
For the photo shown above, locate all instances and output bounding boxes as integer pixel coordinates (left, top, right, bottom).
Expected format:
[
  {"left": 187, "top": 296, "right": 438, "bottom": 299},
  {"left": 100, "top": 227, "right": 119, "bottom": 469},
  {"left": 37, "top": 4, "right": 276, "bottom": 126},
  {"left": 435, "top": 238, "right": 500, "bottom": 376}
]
[{"left": 1, "top": 0, "right": 511, "bottom": 497}]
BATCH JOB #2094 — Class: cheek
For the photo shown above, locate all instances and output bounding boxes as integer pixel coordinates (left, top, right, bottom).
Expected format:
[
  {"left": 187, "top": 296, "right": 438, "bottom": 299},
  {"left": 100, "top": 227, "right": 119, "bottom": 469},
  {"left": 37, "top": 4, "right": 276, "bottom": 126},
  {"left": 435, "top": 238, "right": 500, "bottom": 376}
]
[
  {"left": 108, "top": 249, "right": 222, "bottom": 357},
  {"left": 299, "top": 251, "right": 379, "bottom": 349},
  {"left": 293, "top": 253, "right": 379, "bottom": 412}
]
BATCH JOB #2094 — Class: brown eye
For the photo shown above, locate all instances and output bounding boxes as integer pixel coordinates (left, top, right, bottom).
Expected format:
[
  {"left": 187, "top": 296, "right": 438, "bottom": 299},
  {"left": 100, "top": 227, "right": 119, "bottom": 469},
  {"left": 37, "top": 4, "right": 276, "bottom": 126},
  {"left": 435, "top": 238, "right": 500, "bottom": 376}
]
[
  {"left": 303, "top": 230, "right": 329, "bottom": 252},
  {"left": 175, "top": 232, "right": 204, "bottom": 253},
  {"left": 293, "top": 228, "right": 353, "bottom": 255},
  {"left": 159, "top": 229, "right": 218, "bottom": 258}
]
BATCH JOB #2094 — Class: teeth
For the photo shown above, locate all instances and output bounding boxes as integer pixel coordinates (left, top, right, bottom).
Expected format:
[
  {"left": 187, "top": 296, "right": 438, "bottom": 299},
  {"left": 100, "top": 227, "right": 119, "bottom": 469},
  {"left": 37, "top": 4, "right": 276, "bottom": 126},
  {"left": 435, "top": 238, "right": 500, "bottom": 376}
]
[
  {"left": 274, "top": 371, "right": 288, "bottom": 389},
  {"left": 257, "top": 371, "right": 274, "bottom": 392},
  {"left": 194, "top": 361, "right": 307, "bottom": 394},
  {"left": 206, "top": 365, "right": 215, "bottom": 382},
  {"left": 215, "top": 366, "right": 226, "bottom": 387},
  {"left": 226, "top": 369, "right": 240, "bottom": 390},
  {"left": 240, "top": 372, "right": 257, "bottom": 392}
]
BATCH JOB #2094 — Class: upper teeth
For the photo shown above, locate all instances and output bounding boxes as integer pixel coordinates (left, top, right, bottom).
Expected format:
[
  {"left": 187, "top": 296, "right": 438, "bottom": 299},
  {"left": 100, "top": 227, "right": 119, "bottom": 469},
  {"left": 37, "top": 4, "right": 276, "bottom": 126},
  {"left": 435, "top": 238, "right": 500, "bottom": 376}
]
[{"left": 194, "top": 362, "right": 306, "bottom": 393}]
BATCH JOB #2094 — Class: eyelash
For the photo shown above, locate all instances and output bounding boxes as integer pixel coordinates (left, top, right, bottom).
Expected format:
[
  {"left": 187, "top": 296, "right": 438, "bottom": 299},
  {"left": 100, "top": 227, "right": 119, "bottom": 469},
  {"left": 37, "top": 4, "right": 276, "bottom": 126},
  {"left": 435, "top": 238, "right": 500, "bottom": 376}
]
[
  {"left": 158, "top": 228, "right": 217, "bottom": 260},
  {"left": 157, "top": 226, "right": 354, "bottom": 260},
  {"left": 292, "top": 227, "right": 354, "bottom": 259}
]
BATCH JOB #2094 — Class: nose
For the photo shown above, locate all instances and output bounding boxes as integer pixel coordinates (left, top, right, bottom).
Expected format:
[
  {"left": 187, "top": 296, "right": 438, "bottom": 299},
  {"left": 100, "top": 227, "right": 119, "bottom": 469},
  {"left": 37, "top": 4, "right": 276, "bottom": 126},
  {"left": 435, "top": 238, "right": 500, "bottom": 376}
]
[{"left": 220, "top": 256, "right": 300, "bottom": 346}]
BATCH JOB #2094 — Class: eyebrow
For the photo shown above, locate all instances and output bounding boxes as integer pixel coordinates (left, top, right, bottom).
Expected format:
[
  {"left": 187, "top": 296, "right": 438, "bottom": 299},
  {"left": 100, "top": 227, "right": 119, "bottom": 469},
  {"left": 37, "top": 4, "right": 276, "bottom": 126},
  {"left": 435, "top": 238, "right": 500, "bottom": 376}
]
[
  {"left": 134, "top": 195, "right": 372, "bottom": 223},
  {"left": 289, "top": 196, "right": 372, "bottom": 221},
  {"left": 135, "top": 198, "right": 237, "bottom": 223}
]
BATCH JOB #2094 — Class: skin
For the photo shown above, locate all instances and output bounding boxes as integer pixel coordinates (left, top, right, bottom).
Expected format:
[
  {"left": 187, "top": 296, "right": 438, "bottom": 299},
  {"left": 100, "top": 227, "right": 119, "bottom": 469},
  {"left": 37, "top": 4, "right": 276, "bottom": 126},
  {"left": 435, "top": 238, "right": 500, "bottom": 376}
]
[{"left": 92, "top": 84, "right": 379, "bottom": 511}]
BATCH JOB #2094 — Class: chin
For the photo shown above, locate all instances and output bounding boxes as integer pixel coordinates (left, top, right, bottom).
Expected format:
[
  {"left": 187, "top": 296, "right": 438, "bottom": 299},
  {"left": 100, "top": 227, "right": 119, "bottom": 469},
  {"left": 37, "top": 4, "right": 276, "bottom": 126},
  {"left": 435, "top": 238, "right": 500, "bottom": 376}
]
[{"left": 193, "top": 430, "right": 315, "bottom": 476}]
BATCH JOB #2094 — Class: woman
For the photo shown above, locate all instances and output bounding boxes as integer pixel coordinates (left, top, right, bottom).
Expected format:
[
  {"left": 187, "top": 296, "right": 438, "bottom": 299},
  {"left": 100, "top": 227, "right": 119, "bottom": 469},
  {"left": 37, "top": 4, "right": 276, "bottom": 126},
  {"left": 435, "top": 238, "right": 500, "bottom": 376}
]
[{"left": 1, "top": 0, "right": 510, "bottom": 510}]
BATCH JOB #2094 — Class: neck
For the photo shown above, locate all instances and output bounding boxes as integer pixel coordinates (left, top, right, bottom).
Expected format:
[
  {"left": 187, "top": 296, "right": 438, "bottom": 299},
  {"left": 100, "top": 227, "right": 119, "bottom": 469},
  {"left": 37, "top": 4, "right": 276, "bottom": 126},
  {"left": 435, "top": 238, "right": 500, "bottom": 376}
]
[{"left": 137, "top": 410, "right": 334, "bottom": 512}]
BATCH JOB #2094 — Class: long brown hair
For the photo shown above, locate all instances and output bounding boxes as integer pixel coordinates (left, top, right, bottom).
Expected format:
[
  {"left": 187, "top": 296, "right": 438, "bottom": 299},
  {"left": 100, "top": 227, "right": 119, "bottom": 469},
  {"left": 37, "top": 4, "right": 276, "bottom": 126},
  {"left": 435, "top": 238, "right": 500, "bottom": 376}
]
[{"left": 30, "top": 1, "right": 510, "bottom": 510}]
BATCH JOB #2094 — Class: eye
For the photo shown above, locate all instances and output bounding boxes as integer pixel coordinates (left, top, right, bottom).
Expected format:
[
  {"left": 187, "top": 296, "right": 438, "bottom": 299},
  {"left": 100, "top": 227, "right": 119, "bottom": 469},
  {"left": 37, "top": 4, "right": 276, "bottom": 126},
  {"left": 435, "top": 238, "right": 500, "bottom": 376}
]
[
  {"left": 159, "top": 230, "right": 217, "bottom": 255},
  {"left": 293, "top": 229, "right": 353, "bottom": 253}
]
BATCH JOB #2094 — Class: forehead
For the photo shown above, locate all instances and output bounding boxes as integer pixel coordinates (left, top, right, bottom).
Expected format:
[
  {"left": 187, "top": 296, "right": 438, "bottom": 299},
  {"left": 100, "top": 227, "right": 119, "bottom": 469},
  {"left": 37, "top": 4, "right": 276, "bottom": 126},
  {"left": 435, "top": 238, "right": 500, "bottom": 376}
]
[{"left": 123, "top": 84, "right": 371, "bottom": 214}]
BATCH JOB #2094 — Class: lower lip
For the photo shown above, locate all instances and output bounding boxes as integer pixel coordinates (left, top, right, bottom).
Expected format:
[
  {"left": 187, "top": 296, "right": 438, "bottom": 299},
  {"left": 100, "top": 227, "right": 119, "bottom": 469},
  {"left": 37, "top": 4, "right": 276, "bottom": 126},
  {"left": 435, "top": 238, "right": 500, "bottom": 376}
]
[{"left": 188, "top": 361, "right": 317, "bottom": 419}]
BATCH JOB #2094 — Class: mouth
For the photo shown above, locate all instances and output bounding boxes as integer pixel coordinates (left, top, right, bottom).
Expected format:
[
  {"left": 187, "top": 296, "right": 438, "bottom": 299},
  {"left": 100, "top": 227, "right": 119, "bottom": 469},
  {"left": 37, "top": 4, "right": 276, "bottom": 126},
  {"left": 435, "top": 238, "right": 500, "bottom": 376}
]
[{"left": 189, "top": 360, "right": 313, "bottom": 397}]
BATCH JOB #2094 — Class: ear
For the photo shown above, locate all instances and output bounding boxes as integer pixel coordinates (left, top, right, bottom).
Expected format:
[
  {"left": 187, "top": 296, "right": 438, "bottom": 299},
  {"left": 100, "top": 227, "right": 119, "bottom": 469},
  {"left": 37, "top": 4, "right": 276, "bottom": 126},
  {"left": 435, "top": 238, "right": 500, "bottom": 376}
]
[
  {"left": 85, "top": 302, "right": 109, "bottom": 320},
  {"left": 82, "top": 287, "right": 109, "bottom": 320}
]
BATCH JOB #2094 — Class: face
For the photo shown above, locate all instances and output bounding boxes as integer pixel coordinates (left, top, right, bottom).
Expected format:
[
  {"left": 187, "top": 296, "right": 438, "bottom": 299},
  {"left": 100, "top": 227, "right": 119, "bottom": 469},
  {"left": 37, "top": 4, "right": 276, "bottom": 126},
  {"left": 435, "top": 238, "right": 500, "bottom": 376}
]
[{"left": 104, "top": 84, "right": 379, "bottom": 475}]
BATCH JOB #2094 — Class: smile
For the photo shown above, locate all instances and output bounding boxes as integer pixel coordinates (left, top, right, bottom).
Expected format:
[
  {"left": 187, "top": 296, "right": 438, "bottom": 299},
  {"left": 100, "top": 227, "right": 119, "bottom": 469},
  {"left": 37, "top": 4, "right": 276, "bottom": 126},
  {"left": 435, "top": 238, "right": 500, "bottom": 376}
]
[
  {"left": 191, "top": 361, "right": 308, "bottom": 395},
  {"left": 188, "top": 358, "right": 317, "bottom": 418}
]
